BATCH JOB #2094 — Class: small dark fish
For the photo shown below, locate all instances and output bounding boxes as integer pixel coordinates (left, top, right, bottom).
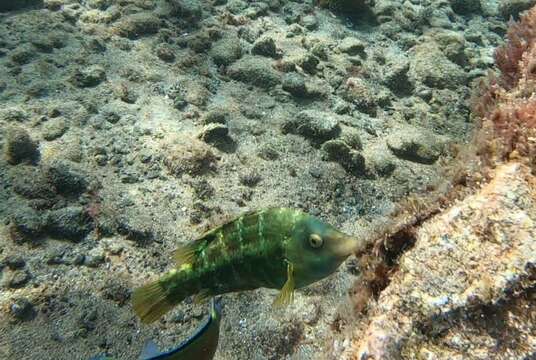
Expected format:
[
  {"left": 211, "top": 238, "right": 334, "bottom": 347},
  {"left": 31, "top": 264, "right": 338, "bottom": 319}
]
[
  {"left": 90, "top": 298, "right": 222, "bottom": 360},
  {"left": 133, "top": 208, "right": 363, "bottom": 323}
]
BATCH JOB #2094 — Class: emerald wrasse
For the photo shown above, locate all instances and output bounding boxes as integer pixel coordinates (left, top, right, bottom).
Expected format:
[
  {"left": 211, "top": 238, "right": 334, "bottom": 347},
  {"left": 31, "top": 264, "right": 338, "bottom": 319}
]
[{"left": 133, "top": 208, "right": 363, "bottom": 324}]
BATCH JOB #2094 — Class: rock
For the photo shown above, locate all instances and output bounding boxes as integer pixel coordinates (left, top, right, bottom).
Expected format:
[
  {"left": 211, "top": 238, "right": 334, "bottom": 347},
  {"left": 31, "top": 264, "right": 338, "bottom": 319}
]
[
  {"left": 251, "top": 36, "right": 278, "bottom": 58},
  {"left": 244, "top": 2, "right": 269, "bottom": 19},
  {"left": 210, "top": 34, "right": 242, "bottom": 66},
  {"left": 197, "top": 123, "right": 235, "bottom": 152},
  {"left": 184, "top": 80, "right": 210, "bottom": 106},
  {"left": 87, "top": 0, "right": 112, "bottom": 10},
  {"left": 0, "top": 107, "right": 29, "bottom": 123},
  {"left": 71, "top": 65, "right": 106, "bottom": 87},
  {"left": 282, "top": 110, "right": 341, "bottom": 144},
  {"left": 409, "top": 42, "right": 466, "bottom": 89},
  {"left": 8, "top": 207, "right": 45, "bottom": 244},
  {"left": 382, "top": 53, "right": 412, "bottom": 96},
  {"left": 169, "top": 0, "right": 203, "bottom": 21},
  {"left": 226, "top": 0, "right": 248, "bottom": 14},
  {"left": 43, "top": 0, "right": 62, "bottom": 10},
  {"left": 386, "top": 126, "right": 444, "bottom": 164},
  {"left": 2, "top": 255, "right": 25, "bottom": 270},
  {"left": 3, "top": 126, "right": 39, "bottom": 165},
  {"left": 9, "top": 44, "right": 37, "bottom": 65},
  {"left": 198, "top": 123, "right": 229, "bottom": 144},
  {"left": 450, "top": 0, "right": 481, "bottom": 15},
  {"left": 338, "top": 37, "right": 366, "bottom": 57},
  {"left": 0, "top": 0, "right": 43, "bottom": 11},
  {"left": 499, "top": 0, "right": 536, "bottom": 19},
  {"left": 100, "top": 278, "right": 131, "bottom": 306},
  {"left": 43, "top": 159, "right": 88, "bottom": 196},
  {"left": 339, "top": 126, "right": 363, "bottom": 151},
  {"left": 45, "top": 206, "right": 92, "bottom": 241},
  {"left": 6, "top": 270, "right": 31, "bottom": 289},
  {"left": 432, "top": 30, "right": 467, "bottom": 66},
  {"left": 321, "top": 139, "right": 367, "bottom": 176},
  {"left": 227, "top": 55, "right": 280, "bottom": 89},
  {"left": 257, "top": 144, "right": 280, "bottom": 160},
  {"left": 282, "top": 72, "right": 307, "bottom": 97},
  {"left": 83, "top": 252, "right": 105, "bottom": 267},
  {"left": 9, "top": 298, "right": 36, "bottom": 321},
  {"left": 296, "top": 53, "right": 319, "bottom": 74},
  {"left": 45, "top": 247, "right": 67, "bottom": 265},
  {"left": 257, "top": 319, "right": 304, "bottom": 359},
  {"left": 341, "top": 77, "right": 378, "bottom": 116},
  {"left": 30, "top": 34, "right": 58, "bottom": 53},
  {"left": 345, "top": 163, "right": 536, "bottom": 360},
  {"left": 114, "top": 13, "right": 161, "bottom": 39},
  {"left": 155, "top": 44, "right": 175, "bottom": 62},
  {"left": 42, "top": 118, "right": 68, "bottom": 141},
  {"left": 363, "top": 145, "right": 397, "bottom": 177},
  {"left": 187, "top": 31, "right": 213, "bottom": 53},
  {"left": 301, "top": 14, "right": 318, "bottom": 30},
  {"left": 201, "top": 108, "right": 229, "bottom": 125},
  {"left": 116, "top": 209, "right": 154, "bottom": 246},
  {"left": 164, "top": 139, "right": 218, "bottom": 176}
]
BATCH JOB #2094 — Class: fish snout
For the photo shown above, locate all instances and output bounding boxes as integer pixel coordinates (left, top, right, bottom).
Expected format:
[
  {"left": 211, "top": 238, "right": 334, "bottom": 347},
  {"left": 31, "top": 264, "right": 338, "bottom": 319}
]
[{"left": 332, "top": 233, "right": 363, "bottom": 259}]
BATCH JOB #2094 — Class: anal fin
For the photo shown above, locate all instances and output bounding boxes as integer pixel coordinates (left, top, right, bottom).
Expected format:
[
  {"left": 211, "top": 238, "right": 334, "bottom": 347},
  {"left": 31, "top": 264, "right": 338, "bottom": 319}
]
[{"left": 273, "top": 262, "right": 295, "bottom": 308}]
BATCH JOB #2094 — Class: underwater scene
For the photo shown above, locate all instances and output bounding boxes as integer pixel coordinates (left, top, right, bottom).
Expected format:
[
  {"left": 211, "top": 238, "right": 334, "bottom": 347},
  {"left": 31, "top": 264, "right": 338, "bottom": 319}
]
[{"left": 1, "top": 0, "right": 536, "bottom": 359}]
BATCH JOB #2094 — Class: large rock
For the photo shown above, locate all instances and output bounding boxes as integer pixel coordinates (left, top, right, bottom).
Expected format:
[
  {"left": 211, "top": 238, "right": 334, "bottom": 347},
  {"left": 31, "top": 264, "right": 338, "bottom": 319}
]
[
  {"left": 209, "top": 34, "right": 242, "bottom": 66},
  {"left": 43, "top": 159, "right": 88, "bottom": 196},
  {"left": 114, "top": 13, "right": 161, "bottom": 39},
  {"left": 3, "top": 127, "right": 39, "bottom": 165},
  {"left": 227, "top": 55, "right": 280, "bottom": 89},
  {"left": 386, "top": 126, "right": 444, "bottom": 164},
  {"left": 0, "top": 0, "right": 42, "bottom": 11},
  {"left": 45, "top": 206, "right": 92, "bottom": 241},
  {"left": 499, "top": 0, "right": 536, "bottom": 19},
  {"left": 341, "top": 163, "right": 536, "bottom": 359},
  {"left": 408, "top": 42, "right": 467, "bottom": 89},
  {"left": 282, "top": 110, "right": 341, "bottom": 144}
]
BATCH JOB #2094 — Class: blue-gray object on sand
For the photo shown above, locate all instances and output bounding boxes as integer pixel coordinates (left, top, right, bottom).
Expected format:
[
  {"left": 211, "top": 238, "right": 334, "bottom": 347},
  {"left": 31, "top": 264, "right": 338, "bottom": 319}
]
[{"left": 90, "top": 297, "right": 222, "bottom": 360}]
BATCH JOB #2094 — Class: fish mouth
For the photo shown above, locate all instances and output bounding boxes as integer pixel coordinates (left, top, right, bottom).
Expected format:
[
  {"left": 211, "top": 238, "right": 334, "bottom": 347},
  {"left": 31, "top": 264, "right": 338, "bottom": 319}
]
[{"left": 332, "top": 233, "right": 363, "bottom": 259}]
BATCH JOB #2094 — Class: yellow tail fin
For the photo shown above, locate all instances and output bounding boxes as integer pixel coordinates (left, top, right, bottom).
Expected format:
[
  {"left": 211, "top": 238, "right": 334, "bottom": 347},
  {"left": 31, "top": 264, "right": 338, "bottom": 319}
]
[{"left": 132, "top": 280, "right": 175, "bottom": 324}]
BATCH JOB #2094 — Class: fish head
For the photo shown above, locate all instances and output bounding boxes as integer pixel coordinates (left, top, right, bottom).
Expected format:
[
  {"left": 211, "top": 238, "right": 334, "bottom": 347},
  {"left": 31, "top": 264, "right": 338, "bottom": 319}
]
[{"left": 286, "top": 213, "right": 361, "bottom": 288}]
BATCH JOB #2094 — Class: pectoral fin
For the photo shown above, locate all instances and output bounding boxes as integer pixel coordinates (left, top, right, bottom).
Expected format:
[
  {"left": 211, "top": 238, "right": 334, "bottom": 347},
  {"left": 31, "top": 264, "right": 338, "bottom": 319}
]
[{"left": 273, "top": 262, "right": 295, "bottom": 308}]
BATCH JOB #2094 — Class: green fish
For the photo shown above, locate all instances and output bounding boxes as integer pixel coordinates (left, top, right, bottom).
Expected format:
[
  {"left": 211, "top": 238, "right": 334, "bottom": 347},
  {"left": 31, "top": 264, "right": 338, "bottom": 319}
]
[{"left": 133, "top": 208, "right": 362, "bottom": 324}]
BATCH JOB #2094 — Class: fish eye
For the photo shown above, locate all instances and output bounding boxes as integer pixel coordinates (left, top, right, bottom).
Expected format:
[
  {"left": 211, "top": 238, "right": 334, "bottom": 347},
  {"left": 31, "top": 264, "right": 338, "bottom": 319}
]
[{"left": 308, "top": 234, "right": 323, "bottom": 249}]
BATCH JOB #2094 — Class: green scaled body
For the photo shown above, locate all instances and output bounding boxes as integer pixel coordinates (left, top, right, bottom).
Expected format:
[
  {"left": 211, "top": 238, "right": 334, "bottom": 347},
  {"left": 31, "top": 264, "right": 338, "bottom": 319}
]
[{"left": 133, "top": 208, "right": 362, "bottom": 324}]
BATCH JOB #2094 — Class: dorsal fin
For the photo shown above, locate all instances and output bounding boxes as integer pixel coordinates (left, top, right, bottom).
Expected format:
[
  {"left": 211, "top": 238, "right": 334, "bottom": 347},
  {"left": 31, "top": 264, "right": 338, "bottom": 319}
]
[{"left": 174, "top": 209, "right": 262, "bottom": 267}]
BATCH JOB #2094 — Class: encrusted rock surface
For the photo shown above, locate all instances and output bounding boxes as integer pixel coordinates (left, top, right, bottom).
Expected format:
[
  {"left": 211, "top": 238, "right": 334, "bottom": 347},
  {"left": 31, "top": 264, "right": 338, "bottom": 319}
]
[{"left": 337, "top": 162, "right": 536, "bottom": 359}]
